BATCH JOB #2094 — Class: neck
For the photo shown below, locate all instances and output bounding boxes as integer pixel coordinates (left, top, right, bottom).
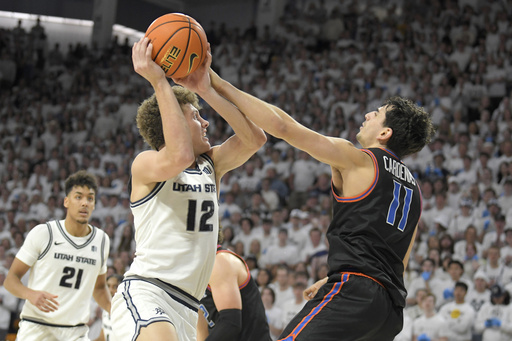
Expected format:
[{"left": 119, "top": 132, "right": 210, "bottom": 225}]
[{"left": 64, "top": 217, "right": 91, "bottom": 237}]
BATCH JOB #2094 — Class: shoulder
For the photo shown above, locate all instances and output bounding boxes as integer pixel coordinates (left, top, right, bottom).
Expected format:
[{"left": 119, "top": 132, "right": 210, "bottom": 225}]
[
  {"left": 26, "top": 222, "right": 52, "bottom": 238},
  {"left": 213, "top": 251, "right": 245, "bottom": 277},
  {"left": 132, "top": 150, "right": 157, "bottom": 167},
  {"left": 93, "top": 226, "right": 110, "bottom": 240},
  {"left": 215, "top": 251, "right": 240, "bottom": 268}
]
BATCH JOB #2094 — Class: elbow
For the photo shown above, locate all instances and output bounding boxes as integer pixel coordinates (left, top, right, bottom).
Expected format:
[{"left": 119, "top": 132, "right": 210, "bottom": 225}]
[
  {"left": 254, "top": 130, "right": 267, "bottom": 148},
  {"left": 3, "top": 275, "right": 14, "bottom": 294},
  {"left": 3, "top": 280, "right": 10, "bottom": 293},
  {"left": 274, "top": 120, "right": 290, "bottom": 140}
]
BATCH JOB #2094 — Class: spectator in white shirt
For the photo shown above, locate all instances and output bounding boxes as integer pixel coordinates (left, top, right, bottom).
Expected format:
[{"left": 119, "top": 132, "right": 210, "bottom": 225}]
[
  {"left": 252, "top": 218, "right": 277, "bottom": 254},
  {"left": 500, "top": 228, "right": 512, "bottom": 267},
  {"left": 449, "top": 199, "right": 478, "bottom": 242},
  {"left": 285, "top": 209, "right": 309, "bottom": 250},
  {"left": 261, "top": 287, "right": 283, "bottom": 341},
  {"left": 259, "top": 228, "right": 299, "bottom": 268},
  {"left": 474, "top": 284, "right": 511, "bottom": 341},
  {"left": 412, "top": 293, "right": 449, "bottom": 341},
  {"left": 301, "top": 227, "right": 327, "bottom": 264},
  {"left": 466, "top": 271, "right": 491, "bottom": 314},
  {"left": 407, "top": 258, "right": 448, "bottom": 308},
  {"left": 268, "top": 265, "right": 294, "bottom": 311},
  {"left": 280, "top": 281, "right": 307, "bottom": 330},
  {"left": 481, "top": 214, "right": 507, "bottom": 251},
  {"left": 438, "top": 282, "right": 475, "bottom": 341},
  {"left": 479, "top": 245, "right": 512, "bottom": 287},
  {"left": 232, "top": 217, "right": 257, "bottom": 256}
]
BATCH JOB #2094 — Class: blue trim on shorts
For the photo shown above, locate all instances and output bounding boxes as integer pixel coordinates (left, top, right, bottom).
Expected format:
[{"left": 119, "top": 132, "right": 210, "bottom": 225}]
[{"left": 279, "top": 274, "right": 349, "bottom": 341}]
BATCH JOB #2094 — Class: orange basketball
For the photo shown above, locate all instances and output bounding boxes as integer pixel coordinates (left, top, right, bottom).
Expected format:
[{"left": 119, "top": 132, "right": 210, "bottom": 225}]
[{"left": 144, "top": 13, "right": 208, "bottom": 78}]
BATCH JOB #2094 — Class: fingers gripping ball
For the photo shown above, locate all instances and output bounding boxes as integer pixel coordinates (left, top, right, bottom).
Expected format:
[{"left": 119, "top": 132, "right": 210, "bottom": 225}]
[{"left": 144, "top": 13, "right": 208, "bottom": 78}]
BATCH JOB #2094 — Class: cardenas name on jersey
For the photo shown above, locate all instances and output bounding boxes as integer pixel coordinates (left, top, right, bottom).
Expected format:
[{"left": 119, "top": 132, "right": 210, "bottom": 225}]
[{"left": 382, "top": 155, "right": 416, "bottom": 186}]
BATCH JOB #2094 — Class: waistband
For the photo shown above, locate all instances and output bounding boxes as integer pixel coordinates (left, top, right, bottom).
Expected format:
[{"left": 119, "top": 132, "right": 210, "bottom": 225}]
[
  {"left": 124, "top": 275, "right": 200, "bottom": 312},
  {"left": 330, "top": 271, "right": 385, "bottom": 289},
  {"left": 21, "top": 318, "right": 85, "bottom": 328}
]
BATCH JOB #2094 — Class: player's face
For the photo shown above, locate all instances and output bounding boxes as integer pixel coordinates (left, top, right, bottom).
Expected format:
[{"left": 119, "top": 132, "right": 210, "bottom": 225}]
[
  {"left": 182, "top": 103, "right": 210, "bottom": 155},
  {"left": 356, "top": 105, "right": 389, "bottom": 147},
  {"left": 107, "top": 277, "right": 120, "bottom": 297},
  {"left": 64, "top": 186, "right": 95, "bottom": 225}
]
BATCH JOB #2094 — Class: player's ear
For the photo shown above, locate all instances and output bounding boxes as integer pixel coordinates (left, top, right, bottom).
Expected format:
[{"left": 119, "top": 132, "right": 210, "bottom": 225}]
[
  {"left": 377, "top": 127, "right": 392, "bottom": 144},
  {"left": 63, "top": 196, "right": 69, "bottom": 209}
]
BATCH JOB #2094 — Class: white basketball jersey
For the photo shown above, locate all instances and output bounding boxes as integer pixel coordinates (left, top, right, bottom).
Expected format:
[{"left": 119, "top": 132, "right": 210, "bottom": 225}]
[
  {"left": 16, "top": 220, "right": 109, "bottom": 326},
  {"left": 126, "top": 154, "right": 219, "bottom": 300}
]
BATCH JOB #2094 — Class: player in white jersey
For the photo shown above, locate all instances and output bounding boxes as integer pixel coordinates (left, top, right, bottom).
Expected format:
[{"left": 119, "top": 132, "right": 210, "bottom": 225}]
[
  {"left": 5, "top": 170, "right": 111, "bottom": 341},
  {"left": 110, "top": 38, "right": 266, "bottom": 341},
  {"left": 97, "top": 274, "right": 123, "bottom": 341}
]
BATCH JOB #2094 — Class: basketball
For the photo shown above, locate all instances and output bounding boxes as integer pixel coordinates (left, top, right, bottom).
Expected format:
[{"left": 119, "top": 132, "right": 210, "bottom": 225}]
[{"left": 144, "top": 13, "right": 208, "bottom": 78}]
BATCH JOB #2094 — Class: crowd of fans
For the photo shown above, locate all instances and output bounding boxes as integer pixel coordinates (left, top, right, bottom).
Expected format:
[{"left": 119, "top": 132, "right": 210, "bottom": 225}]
[{"left": 1, "top": 0, "right": 512, "bottom": 339}]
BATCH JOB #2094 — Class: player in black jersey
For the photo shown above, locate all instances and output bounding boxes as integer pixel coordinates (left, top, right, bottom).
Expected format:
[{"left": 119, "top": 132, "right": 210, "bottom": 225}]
[
  {"left": 197, "top": 245, "right": 271, "bottom": 341},
  {"left": 207, "top": 72, "right": 436, "bottom": 340}
]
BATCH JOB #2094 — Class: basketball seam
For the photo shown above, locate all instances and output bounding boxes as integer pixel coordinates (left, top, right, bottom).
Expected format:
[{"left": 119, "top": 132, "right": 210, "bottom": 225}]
[
  {"left": 146, "top": 20, "right": 191, "bottom": 36},
  {"left": 168, "top": 16, "right": 192, "bottom": 77},
  {"left": 153, "top": 27, "right": 188, "bottom": 63},
  {"left": 190, "top": 28, "right": 206, "bottom": 66}
]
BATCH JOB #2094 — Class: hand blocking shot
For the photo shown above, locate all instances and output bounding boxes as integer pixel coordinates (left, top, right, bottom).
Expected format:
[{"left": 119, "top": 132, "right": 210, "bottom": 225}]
[{"left": 205, "top": 73, "right": 436, "bottom": 340}]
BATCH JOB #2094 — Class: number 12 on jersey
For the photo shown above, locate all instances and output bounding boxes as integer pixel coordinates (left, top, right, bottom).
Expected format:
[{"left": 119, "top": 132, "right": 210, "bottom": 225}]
[
  {"left": 186, "top": 199, "right": 214, "bottom": 232},
  {"left": 386, "top": 180, "right": 413, "bottom": 232}
]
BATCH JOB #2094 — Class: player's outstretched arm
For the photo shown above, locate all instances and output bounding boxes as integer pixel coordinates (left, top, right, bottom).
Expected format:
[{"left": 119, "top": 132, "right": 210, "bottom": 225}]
[
  {"left": 210, "top": 71, "right": 366, "bottom": 171},
  {"left": 5, "top": 258, "right": 59, "bottom": 312},
  {"left": 174, "top": 49, "right": 266, "bottom": 179}
]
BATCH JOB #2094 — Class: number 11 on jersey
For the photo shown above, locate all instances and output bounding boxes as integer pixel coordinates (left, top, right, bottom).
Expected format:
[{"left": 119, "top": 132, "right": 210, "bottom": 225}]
[{"left": 386, "top": 180, "right": 413, "bottom": 232}]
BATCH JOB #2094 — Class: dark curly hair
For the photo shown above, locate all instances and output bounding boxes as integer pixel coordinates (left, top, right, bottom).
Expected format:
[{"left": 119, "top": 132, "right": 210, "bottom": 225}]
[
  {"left": 383, "top": 96, "right": 436, "bottom": 158},
  {"left": 136, "top": 85, "right": 201, "bottom": 150},
  {"left": 64, "top": 170, "right": 98, "bottom": 196}
]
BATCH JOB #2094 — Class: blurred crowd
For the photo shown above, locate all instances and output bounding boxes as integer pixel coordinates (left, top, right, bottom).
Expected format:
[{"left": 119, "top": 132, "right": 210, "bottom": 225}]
[{"left": 1, "top": 0, "right": 512, "bottom": 339}]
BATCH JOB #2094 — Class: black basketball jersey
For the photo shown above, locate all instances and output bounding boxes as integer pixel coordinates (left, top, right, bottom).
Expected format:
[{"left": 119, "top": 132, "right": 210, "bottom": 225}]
[
  {"left": 327, "top": 148, "right": 422, "bottom": 308},
  {"left": 200, "top": 246, "right": 271, "bottom": 341}
]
